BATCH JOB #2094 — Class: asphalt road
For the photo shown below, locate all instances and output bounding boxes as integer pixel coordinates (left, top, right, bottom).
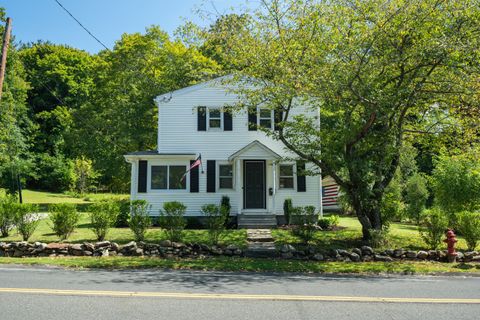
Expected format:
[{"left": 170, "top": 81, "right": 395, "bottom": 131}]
[{"left": 0, "top": 264, "right": 479, "bottom": 320}]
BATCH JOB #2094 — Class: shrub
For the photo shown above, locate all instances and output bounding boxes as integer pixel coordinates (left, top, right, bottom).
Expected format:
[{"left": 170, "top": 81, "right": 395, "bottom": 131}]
[
  {"left": 114, "top": 199, "right": 131, "bottom": 227},
  {"left": 431, "top": 154, "right": 480, "bottom": 221},
  {"left": 0, "top": 194, "right": 17, "bottom": 237},
  {"left": 456, "top": 211, "right": 480, "bottom": 251},
  {"left": 202, "top": 204, "right": 228, "bottom": 245},
  {"left": 318, "top": 217, "right": 332, "bottom": 230},
  {"left": 128, "top": 200, "right": 151, "bottom": 242},
  {"left": 380, "top": 172, "right": 405, "bottom": 225},
  {"left": 89, "top": 200, "right": 119, "bottom": 241},
  {"left": 420, "top": 207, "right": 449, "bottom": 249},
  {"left": 328, "top": 214, "right": 340, "bottom": 227},
  {"left": 404, "top": 173, "right": 429, "bottom": 224},
  {"left": 14, "top": 204, "right": 40, "bottom": 241},
  {"left": 49, "top": 203, "right": 80, "bottom": 240},
  {"left": 220, "top": 195, "right": 231, "bottom": 228},
  {"left": 370, "top": 228, "right": 390, "bottom": 248},
  {"left": 283, "top": 198, "right": 293, "bottom": 224},
  {"left": 291, "top": 206, "right": 319, "bottom": 244},
  {"left": 159, "top": 201, "right": 187, "bottom": 242}
]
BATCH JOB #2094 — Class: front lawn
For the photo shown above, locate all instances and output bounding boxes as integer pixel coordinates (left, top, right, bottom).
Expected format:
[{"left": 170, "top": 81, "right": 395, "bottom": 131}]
[
  {"left": 272, "top": 216, "right": 476, "bottom": 251},
  {"left": 1, "top": 213, "right": 247, "bottom": 247},
  {"left": 0, "top": 256, "right": 478, "bottom": 274},
  {"left": 20, "top": 189, "right": 128, "bottom": 204}
]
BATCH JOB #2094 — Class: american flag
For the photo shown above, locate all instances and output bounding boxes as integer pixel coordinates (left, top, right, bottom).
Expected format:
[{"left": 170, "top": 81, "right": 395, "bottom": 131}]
[
  {"left": 322, "top": 183, "right": 339, "bottom": 207},
  {"left": 181, "top": 154, "right": 202, "bottom": 181}
]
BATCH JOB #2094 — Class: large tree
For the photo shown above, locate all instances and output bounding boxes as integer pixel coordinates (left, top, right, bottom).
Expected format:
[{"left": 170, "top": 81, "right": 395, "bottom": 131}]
[{"left": 224, "top": 0, "right": 480, "bottom": 239}]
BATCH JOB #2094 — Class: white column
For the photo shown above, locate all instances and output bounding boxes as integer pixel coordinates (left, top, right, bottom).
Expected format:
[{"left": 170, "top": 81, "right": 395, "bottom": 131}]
[
  {"left": 129, "top": 159, "right": 137, "bottom": 200},
  {"left": 236, "top": 158, "right": 242, "bottom": 215},
  {"left": 272, "top": 160, "right": 277, "bottom": 214}
]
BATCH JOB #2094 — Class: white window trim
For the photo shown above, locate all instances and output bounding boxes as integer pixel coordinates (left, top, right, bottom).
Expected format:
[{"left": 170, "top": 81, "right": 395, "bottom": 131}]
[
  {"left": 148, "top": 163, "right": 189, "bottom": 193},
  {"left": 217, "top": 161, "right": 235, "bottom": 190},
  {"left": 207, "top": 107, "right": 223, "bottom": 131},
  {"left": 257, "top": 107, "right": 274, "bottom": 130},
  {"left": 278, "top": 163, "right": 296, "bottom": 190}
]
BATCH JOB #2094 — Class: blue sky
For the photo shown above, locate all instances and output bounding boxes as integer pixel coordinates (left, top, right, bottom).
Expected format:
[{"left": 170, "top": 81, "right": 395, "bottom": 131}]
[{"left": 0, "top": 0, "right": 249, "bottom": 53}]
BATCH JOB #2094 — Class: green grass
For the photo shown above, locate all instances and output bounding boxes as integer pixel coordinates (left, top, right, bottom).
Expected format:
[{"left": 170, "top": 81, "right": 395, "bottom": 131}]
[
  {"left": 0, "top": 256, "right": 478, "bottom": 274},
  {"left": 1, "top": 213, "right": 247, "bottom": 247},
  {"left": 21, "top": 190, "right": 89, "bottom": 204},
  {"left": 272, "top": 216, "right": 476, "bottom": 252}
]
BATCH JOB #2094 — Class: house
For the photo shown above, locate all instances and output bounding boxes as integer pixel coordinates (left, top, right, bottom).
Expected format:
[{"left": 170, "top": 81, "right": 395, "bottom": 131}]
[{"left": 124, "top": 77, "right": 334, "bottom": 228}]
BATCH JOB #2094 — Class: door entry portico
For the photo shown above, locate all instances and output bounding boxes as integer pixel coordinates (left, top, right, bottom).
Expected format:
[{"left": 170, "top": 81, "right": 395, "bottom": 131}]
[{"left": 243, "top": 160, "right": 266, "bottom": 209}]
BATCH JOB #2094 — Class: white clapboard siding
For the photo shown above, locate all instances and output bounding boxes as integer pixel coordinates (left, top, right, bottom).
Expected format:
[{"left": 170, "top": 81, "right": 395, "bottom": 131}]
[{"left": 127, "top": 77, "right": 322, "bottom": 217}]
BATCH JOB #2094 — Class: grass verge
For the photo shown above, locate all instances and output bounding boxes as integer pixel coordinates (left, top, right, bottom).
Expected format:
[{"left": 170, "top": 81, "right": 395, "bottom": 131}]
[{"left": 0, "top": 256, "right": 478, "bottom": 275}]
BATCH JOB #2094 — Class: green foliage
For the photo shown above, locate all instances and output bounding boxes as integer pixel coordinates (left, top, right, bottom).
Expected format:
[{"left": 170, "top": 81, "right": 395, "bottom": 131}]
[
  {"left": 221, "top": 0, "right": 480, "bottom": 241},
  {"left": 159, "top": 201, "right": 187, "bottom": 242},
  {"left": 420, "top": 208, "right": 449, "bottom": 250},
  {"left": 89, "top": 201, "right": 119, "bottom": 241},
  {"left": 369, "top": 229, "right": 390, "bottom": 249},
  {"left": 291, "top": 206, "right": 319, "bottom": 244},
  {"left": 202, "top": 204, "right": 228, "bottom": 245},
  {"left": 31, "top": 153, "right": 75, "bottom": 192},
  {"left": 431, "top": 153, "right": 480, "bottom": 219},
  {"left": 0, "top": 194, "right": 18, "bottom": 237},
  {"left": 14, "top": 204, "right": 40, "bottom": 241},
  {"left": 73, "top": 156, "right": 99, "bottom": 194},
  {"left": 404, "top": 173, "right": 429, "bottom": 224},
  {"left": 114, "top": 199, "right": 133, "bottom": 228},
  {"left": 328, "top": 215, "right": 340, "bottom": 227},
  {"left": 49, "top": 203, "right": 80, "bottom": 240},
  {"left": 283, "top": 198, "right": 293, "bottom": 225},
  {"left": 380, "top": 172, "right": 405, "bottom": 226},
  {"left": 128, "top": 201, "right": 151, "bottom": 242},
  {"left": 318, "top": 214, "right": 340, "bottom": 230},
  {"left": 456, "top": 211, "right": 480, "bottom": 251},
  {"left": 220, "top": 195, "right": 231, "bottom": 227}
]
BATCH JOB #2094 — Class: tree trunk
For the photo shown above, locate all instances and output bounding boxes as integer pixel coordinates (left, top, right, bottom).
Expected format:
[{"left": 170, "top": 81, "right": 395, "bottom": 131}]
[{"left": 348, "top": 188, "right": 383, "bottom": 241}]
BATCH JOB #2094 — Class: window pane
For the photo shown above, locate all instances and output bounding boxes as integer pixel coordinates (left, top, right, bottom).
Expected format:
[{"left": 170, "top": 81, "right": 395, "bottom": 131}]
[
  {"left": 210, "top": 109, "right": 221, "bottom": 118},
  {"left": 219, "top": 165, "right": 233, "bottom": 177},
  {"left": 151, "top": 166, "right": 167, "bottom": 189},
  {"left": 280, "top": 165, "right": 293, "bottom": 176},
  {"left": 259, "top": 119, "right": 272, "bottom": 129},
  {"left": 280, "top": 177, "right": 294, "bottom": 189},
  {"left": 169, "top": 166, "right": 187, "bottom": 189},
  {"left": 209, "top": 119, "right": 221, "bottom": 128},
  {"left": 220, "top": 177, "right": 233, "bottom": 189},
  {"left": 259, "top": 108, "right": 271, "bottom": 118}
]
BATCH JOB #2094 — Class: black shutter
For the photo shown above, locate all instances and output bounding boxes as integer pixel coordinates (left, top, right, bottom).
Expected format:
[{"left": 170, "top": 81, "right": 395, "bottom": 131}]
[
  {"left": 138, "top": 160, "right": 147, "bottom": 193},
  {"left": 274, "top": 109, "right": 283, "bottom": 131},
  {"left": 198, "top": 106, "right": 207, "bottom": 131},
  {"left": 190, "top": 160, "right": 199, "bottom": 192},
  {"left": 224, "top": 110, "right": 232, "bottom": 131},
  {"left": 296, "top": 161, "right": 306, "bottom": 192},
  {"left": 207, "top": 160, "right": 216, "bottom": 192},
  {"left": 248, "top": 106, "right": 257, "bottom": 131}
]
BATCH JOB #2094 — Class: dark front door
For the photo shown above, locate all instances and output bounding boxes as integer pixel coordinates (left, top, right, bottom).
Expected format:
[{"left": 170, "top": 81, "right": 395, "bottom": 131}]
[{"left": 244, "top": 160, "right": 266, "bottom": 209}]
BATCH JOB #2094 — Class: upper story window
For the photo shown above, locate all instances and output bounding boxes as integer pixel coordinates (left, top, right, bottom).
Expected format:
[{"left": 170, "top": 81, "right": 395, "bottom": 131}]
[
  {"left": 151, "top": 165, "right": 186, "bottom": 190},
  {"left": 259, "top": 108, "right": 274, "bottom": 129},
  {"left": 279, "top": 164, "right": 294, "bottom": 189},
  {"left": 219, "top": 164, "right": 233, "bottom": 189},
  {"left": 208, "top": 109, "right": 222, "bottom": 129}
]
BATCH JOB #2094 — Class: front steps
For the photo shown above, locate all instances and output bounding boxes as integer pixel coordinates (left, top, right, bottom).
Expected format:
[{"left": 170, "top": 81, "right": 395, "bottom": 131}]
[
  {"left": 237, "top": 214, "right": 277, "bottom": 229},
  {"left": 245, "top": 229, "right": 276, "bottom": 258}
]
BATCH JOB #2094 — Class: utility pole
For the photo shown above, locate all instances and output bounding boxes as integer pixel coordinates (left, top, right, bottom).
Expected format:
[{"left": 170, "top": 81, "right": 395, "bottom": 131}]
[{"left": 0, "top": 17, "right": 12, "bottom": 102}]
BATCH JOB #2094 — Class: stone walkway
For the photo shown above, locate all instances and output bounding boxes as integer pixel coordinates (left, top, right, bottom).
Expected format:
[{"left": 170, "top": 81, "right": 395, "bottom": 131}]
[{"left": 245, "top": 229, "right": 276, "bottom": 258}]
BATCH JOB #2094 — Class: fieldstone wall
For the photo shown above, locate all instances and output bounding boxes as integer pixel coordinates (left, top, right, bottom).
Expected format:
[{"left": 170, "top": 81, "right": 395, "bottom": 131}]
[
  {"left": 0, "top": 241, "right": 243, "bottom": 258},
  {"left": 279, "top": 244, "right": 480, "bottom": 263},
  {"left": 1, "top": 241, "right": 479, "bottom": 263}
]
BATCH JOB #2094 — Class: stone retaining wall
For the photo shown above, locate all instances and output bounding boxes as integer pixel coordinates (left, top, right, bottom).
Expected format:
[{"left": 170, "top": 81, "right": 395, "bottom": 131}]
[{"left": 1, "top": 241, "right": 479, "bottom": 263}]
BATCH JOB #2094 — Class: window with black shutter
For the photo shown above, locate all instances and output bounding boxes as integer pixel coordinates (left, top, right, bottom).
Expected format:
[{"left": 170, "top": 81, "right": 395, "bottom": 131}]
[
  {"left": 197, "top": 106, "right": 207, "bottom": 131},
  {"left": 190, "top": 160, "right": 199, "bottom": 192},
  {"left": 296, "top": 161, "right": 306, "bottom": 192},
  {"left": 224, "top": 110, "right": 232, "bottom": 131},
  {"left": 248, "top": 106, "right": 257, "bottom": 131},
  {"left": 138, "top": 160, "right": 148, "bottom": 193},
  {"left": 207, "top": 160, "right": 216, "bottom": 192}
]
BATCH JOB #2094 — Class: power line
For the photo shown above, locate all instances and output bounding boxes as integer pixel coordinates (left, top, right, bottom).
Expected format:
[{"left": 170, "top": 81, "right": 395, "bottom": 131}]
[{"left": 53, "top": 0, "right": 109, "bottom": 51}]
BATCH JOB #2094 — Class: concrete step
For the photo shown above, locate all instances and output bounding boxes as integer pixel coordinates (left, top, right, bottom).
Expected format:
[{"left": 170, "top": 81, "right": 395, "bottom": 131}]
[
  {"left": 245, "top": 242, "right": 277, "bottom": 258},
  {"left": 238, "top": 215, "right": 277, "bottom": 229}
]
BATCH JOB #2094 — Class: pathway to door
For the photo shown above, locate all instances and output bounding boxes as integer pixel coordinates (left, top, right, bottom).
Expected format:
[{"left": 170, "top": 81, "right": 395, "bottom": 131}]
[{"left": 245, "top": 229, "right": 276, "bottom": 258}]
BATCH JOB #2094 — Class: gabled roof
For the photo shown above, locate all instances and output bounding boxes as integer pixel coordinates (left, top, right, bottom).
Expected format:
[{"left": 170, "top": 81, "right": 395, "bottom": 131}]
[
  {"left": 154, "top": 75, "right": 232, "bottom": 104},
  {"left": 228, "top": 140, "right": 282, "bottom": 162}
]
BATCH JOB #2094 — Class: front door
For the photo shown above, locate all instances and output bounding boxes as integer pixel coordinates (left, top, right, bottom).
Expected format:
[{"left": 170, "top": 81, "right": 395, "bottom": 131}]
[{"left": 244, "top": 160, "right": 266, "bottom": 209}]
